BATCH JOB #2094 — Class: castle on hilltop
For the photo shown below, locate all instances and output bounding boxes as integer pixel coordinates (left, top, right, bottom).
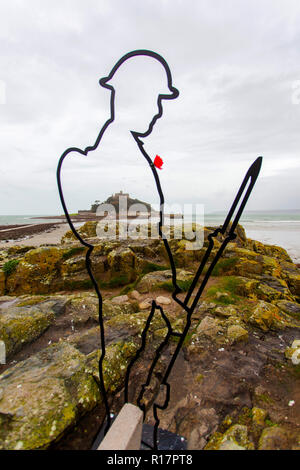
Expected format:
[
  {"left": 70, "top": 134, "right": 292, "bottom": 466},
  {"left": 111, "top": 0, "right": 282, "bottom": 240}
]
[{"left": 78, "top": 191, "right": 154, "bottom": 218}]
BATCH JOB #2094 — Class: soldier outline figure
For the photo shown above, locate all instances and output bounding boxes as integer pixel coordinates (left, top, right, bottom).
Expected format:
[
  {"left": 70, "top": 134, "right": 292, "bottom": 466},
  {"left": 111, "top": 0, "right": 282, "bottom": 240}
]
[{"left": 57, "top": 49, "right": 262, "bottom": 449}]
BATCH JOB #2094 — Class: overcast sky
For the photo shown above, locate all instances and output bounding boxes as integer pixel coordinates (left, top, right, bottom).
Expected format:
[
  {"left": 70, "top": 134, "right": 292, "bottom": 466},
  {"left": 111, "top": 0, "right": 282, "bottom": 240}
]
[{"left": 1, "top": 0, "right": 300, "bottom": 215}]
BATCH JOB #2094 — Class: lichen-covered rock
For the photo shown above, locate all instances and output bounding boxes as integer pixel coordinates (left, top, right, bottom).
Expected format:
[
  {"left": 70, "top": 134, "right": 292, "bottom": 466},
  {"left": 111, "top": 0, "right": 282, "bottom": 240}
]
[
  {"left": 107, "top": 247, "right": 137, "bottom": 284},
  {"left": 234, "top": 224, "right": 247, "bottom": 245},
  {"left": 256, "top": 280, "right": 292, "bottom": 302},
  {"left": 172, "top": 238, "right": 205, "bottom": 267},
  {"left": 65, "top": 294, "right": 138, "bottom": 324},
  {"left": 205, "top": 424, "right": 254, "bottom": 450},
  {"left": 0, "top": 336, "right": 144, "bottom": 450},
  {"left": 0, "top": 304, "right": 55, "bottom": 357},
  {"left": 229, "top": 254, "right": 262, "bottom": 278},
  {"left": 70, "top": 310, "right": 158, "bottom": 355},
  {"left": 0, "top": 342, "right": 100, "bottom": 450},
  {"left": 248, "top": 301, "right": 286, "bottom": 331},
  {"left": 252, "top": 407, "right": 268, "bottom": 427},
  {"left": 279, "top": 261, "right": 300, "bottom": 297},
  {"left": 261, "top": 273, "right": 292, "bottom": 293},
  {"left": 224, "top": 276, "right": 258, "bottom": 298},
  {"left": 61, "top": 221, "right": 97, "bottom": 244},
  {"left": 92, "top": 240, "right": 120, "bottom": 256},
  {"left": 86, "top": 340, "right": 139, "bottom": 393},
  {"left": 3, "top": 245, "right": 105, "bottom": 294},
  {"left": 68, "top": 326, "right": 101, "bottom": 354},
  {"left": 258, "top": 426, "right": 289, "bottom": 450},
  {"left": 105, "top": 310, "right": 166, "bottom": 339},
  {"left": 221, "top": 246, "right": 284, "bottom": 280},
  {"left": 69, "top": 324, "right": 141, "bottom": 356},
  {"left": 4, "top": 247, "right": 66, "bottom": 294},
  {"left": 60, "top": 255, "right": 87, "bottom": 285},
  {"left": 102, "top": 299, "right": 138, "bottom": 318},
  {"left": 246, "top": 239, "right": 292, "bottom": 263},
  {"left": 136, "top": 269, "right": 193, "bottom": 293},
  {"left": 6, "top": 247, "right": 66, "bottom": 294},
  {"left": 15, "top": 296, "right": 68, "bottom": 313},
  {"left": 227, "top": 325, "right": 248, "bottom": 344},
  {"left": 284, "top": 273, "right": 300, "bottom": 298},
  {"left": 226, "top": 275, "right": 294, "bottom": 305},
  {"left": 276, "top": 300, "right": 300, "bottom": 320}
]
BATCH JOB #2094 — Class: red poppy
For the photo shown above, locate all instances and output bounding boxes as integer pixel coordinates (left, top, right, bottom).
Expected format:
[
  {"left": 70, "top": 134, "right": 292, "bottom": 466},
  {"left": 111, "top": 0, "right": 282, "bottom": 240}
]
[{"left": 154, "top": 155, "right": 163, "bottom": 170}]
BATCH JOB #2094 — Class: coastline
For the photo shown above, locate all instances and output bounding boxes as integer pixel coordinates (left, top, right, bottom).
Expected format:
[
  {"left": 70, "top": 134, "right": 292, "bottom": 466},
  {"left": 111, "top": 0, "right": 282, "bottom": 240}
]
[
  {"left": 0, "top": 219, "right": 300, "bottom": 266},
  {"left": 245, "top": 226, "right": 300, "bottom": 265}
]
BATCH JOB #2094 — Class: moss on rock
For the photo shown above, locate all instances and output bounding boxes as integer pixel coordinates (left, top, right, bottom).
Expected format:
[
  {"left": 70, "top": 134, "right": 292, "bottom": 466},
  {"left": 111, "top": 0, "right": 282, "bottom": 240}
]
[
  {"left": 227, "top": 324, "right": 249, "bottom": 344},
  {"left": 107, "top": 247, "right": 137, "bottom": 284},
  {"left": 85, "top": 340, "right": 139, "bottom": 393},
  {"left": 0, "top": 272, "right": 5, "bottom": 295},
  {"left": 0, "top": 342, "right": 100, "bottom": 450},
  {"left": 205, "top": 424, "right": 254, "bottom": 450},
  {"left": 136, "top": 269, "right": 193, "bottom": 294},
  {"left": 0, "top": 305, "right": 55, "bottom": 357},
  {"left": 248, "top": 301, "right": 287, "bottom": 331}
]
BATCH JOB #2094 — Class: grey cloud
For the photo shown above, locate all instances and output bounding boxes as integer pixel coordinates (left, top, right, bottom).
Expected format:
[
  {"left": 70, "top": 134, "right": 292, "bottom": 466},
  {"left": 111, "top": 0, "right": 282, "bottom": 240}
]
[{"left": 0, "top": 0, "right": 300, "bottom": 214}]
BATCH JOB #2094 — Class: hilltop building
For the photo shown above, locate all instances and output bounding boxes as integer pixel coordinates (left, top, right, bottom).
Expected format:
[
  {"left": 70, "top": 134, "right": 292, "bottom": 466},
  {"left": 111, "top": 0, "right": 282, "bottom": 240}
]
[{"left": 78, "top": 191, "right": 154, "bottom": 218}]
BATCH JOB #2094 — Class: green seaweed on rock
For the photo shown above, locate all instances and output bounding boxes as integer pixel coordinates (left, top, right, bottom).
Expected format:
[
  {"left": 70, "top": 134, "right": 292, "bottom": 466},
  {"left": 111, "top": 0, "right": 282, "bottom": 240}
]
[{"left": 3, "top": 259, "right": 20, "bottom": 276}]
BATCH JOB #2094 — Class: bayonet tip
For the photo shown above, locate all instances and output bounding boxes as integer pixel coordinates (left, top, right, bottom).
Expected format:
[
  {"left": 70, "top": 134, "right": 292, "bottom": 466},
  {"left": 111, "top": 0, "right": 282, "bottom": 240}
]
[{"left": 248, "top": 156, "right": 263, "bottom": 180}]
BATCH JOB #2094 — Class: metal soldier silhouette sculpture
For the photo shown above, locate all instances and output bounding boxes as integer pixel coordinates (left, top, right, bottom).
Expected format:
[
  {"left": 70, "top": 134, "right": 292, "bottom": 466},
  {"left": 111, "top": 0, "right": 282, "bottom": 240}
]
[{"left": 57, "top": 49, "right": 262, "bottom": 449}]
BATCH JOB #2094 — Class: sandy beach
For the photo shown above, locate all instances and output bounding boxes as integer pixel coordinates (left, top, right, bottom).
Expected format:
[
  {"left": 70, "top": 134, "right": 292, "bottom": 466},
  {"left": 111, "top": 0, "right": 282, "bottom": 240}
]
[{"left": 0, "top": 223, "right": 71, "bottom": 247}]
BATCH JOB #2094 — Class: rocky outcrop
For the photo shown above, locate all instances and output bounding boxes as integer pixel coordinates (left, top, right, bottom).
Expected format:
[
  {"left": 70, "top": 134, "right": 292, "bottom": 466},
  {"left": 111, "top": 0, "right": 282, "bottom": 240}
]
[
  {"left": 0, "top": 339, "right": 140, "bottom": 450},
  {"left": 0, "top": 298, "right": 67, "bottom": 358},
  {"left": 136, "top": 269, "right": 194, "bottom": 294},
  {"left": 0, "top": 290, "right": 185, "bottom": 449},
  {"left": 0, "top": 222, "right": 299, "bottom": 450},
  {"left": 247, "top": 301, "right": 287, "bottom": 332},
  {"left": 2, "top": 221, "right": 299, "bottom": 300},
  {"left": 205, "top": 424, "right": 255, "bottom": 450}
]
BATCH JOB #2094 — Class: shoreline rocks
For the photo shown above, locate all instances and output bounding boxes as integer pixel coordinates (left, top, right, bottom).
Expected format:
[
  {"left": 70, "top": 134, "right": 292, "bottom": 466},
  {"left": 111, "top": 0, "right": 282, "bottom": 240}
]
[{"left": 0, "top": 222, "right": 299, "bottom": 450}]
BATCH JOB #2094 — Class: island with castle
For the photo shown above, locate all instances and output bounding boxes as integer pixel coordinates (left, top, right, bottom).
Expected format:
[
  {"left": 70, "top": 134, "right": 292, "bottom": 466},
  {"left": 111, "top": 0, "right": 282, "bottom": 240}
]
[
  {"left": 77, "top": 191, "right": 155, "bottom": 219},
  {"left": 33, "top": 191, "right": 183, "bottom": 222}
]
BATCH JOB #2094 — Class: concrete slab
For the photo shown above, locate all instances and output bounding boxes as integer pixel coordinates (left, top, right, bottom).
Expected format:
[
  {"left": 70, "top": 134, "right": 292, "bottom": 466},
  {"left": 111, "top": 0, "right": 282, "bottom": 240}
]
[{"left": 98, "top": 403, "right": 143, "bottom": 450}]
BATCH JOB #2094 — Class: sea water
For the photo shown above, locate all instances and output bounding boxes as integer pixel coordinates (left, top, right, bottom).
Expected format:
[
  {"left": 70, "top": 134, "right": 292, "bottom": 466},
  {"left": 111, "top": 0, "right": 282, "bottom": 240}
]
[
  {"left": 0, "top": 215, "right": 63, "bottom": 225},
  {"left": 204, "top": 210, "right": 300, "bottom": 264}
]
